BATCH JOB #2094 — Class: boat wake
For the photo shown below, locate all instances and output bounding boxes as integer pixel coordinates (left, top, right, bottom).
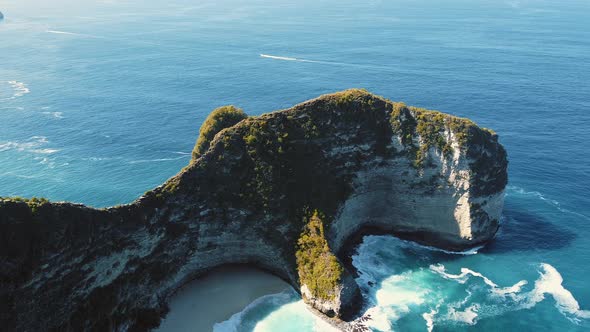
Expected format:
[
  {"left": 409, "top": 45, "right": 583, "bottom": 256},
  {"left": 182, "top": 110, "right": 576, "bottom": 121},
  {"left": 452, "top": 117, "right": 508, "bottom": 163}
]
[
  {"left": 46, "top": 30, "right": 102, "bottom": 39},
  {"left": 507, "top": 185, "right": 590, "bottom": 221},
  {"left": 260, "top": 54, "right": 321, "bottom": 63}
]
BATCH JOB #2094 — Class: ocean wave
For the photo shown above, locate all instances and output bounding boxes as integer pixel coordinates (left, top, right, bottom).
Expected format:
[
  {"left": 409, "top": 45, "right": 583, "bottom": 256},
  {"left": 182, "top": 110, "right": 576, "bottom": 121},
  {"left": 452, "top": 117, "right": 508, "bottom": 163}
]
[
  {"left": 507, "top": 185, "right": 590, "bottom": 220},
  {"left": 42, "top": 111, "right": 64, "bottom": 119},
  {"left": 526, "top": 263, "right": 590, "bottom": 321},
  {"left": 0, "top": 136, "right": 59, "bottom": 154},
  {"left": 213, "top": 289, "right": 338, "bottom": 332},
  {"left": 506, "top": 185, "right": 561, "bottom": 206},
  {"left": 352, "top": 235, "right": 588, "bottom": 331},
  {"left": 422, "top": 307, "right": 438, "bottom": 332},
  {"left": 213, "top": 289, "right": 294, "bottom": 332},
  {"left": 411, "top": 241, "right": 482, "bottom": 256},
  {"left": 1, "top": 81, "right": 30, "bottom": 101},
  {"left": 430, "top": 263, "right": 590, "bottom": 325}
]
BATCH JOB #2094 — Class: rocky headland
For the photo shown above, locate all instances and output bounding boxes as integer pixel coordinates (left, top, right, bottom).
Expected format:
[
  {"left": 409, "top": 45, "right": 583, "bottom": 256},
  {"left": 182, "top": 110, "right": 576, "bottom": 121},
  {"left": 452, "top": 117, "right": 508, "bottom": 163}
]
[{"left": 0, "top": 89, "right": 507, "bottom": 331}]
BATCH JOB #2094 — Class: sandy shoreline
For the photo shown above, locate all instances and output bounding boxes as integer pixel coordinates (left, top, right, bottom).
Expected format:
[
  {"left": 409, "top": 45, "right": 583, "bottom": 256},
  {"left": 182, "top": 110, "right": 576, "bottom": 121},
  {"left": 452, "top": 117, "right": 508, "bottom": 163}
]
[{"left": 156, "top": 266, "right": 291, "bottom": 332}]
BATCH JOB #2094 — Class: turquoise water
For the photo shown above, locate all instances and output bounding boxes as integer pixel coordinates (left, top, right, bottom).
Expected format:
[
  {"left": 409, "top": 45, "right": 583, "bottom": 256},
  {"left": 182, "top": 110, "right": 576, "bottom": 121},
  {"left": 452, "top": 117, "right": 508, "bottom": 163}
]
[{"left": 1, "top": 0, "right": 590, "bottom": 331}]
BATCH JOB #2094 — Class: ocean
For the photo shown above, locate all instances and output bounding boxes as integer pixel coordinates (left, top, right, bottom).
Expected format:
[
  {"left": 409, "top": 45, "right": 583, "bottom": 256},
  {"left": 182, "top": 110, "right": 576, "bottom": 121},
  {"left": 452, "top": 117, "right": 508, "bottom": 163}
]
[{"left": 1, "top": 0, "right": 589, "bottom": 331}]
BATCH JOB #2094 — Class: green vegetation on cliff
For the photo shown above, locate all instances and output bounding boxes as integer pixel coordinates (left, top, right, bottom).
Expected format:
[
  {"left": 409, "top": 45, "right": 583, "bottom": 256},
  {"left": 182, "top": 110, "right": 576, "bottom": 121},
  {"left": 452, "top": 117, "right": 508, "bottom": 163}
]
[
  {"left": 296, "top": 211, "right": 343, "bottom": 301},
  {"left": 390, "top": 102, "right": 490, "bottom": 168},
  {"left": 192, "top": 105, "right": 248, "bottom": 159},
  {"left": 0, "top": 197, "right": 50, "bottom": 215},
  {"left": 0, "top": 89, "right": 508, "bottom": 331}
]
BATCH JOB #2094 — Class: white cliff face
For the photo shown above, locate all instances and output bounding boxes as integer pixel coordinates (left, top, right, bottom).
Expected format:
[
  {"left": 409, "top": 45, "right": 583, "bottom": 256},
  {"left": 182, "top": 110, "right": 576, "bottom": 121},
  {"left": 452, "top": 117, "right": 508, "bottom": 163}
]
[{"left": 331, "top": 114, "right": 505, "bottom": 252}]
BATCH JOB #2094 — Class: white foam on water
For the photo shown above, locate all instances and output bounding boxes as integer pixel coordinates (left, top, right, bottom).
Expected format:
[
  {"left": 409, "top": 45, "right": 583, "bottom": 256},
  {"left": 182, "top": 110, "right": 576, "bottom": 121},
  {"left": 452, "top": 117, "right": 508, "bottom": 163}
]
[
  {"left": 260, "top": 54, "right": 327, "bottom": 64},
  {"left": 422, "top": 307, "right": 438, "bottom": 332},
  {"left": 522, "top": 263, "right": 590, "bottom": 321},
  {"left": 1, "top": 81, "right": 30, "bottom": 101},
  {"left": 31, "top": 148, "right": 59, "bottom": 154},
  {"left": 429, "top": 264, "right": 502, "bottom": 288},
  {"left": 46, "top": 30, "right": 102, "bottom": 38},
  {"left": 507, "top": 185, "right": 561, "bottom": 207},
  {"left": 260, "top": 54, "right": 298, "bottom": 61},
  {"left": 0, "top": 136, "right": 59, "bottom": 155},
  {"left": 213, "top": 289, "right": 338, "bottom": 332},
  {"left": 213, "top": 290, "right": 292, "bottom": 332},
  {"left": 430, "top": 263, "right": 590, "bottom": 324},
  {"left": 411, "top": 241, "right": 482, "bottom": 256},
  {"left": 506, "top": 185, "right": 590, "bottom": 220},
  {"left": 42, "top": 111, "right": 64, "bottom": 119},
  {"left": 493, "top": 280, "right": 528, "bottom": 296},
  {"left": 447, "top": 304, "right": 479, "bottom": 325},
  {"left": 252, "top": 300, "right": 338, "bottom": 332},
  {"left": 375, "top": 274, "right": 426, "bottom": 307}
]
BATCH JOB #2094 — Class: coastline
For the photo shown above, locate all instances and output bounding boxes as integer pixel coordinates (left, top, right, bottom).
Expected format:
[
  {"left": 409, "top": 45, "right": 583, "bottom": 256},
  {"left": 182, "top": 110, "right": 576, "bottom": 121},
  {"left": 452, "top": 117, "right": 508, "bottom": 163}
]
[{"left": 156, "top": 265, "right": 291, "bottom": 332}]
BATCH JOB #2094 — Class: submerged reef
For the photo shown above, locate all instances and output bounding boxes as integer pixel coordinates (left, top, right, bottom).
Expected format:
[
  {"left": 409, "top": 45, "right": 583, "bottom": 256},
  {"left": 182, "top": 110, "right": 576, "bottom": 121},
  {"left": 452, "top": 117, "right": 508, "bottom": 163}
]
[{"left": 0, "top": 89, "right": 507, "bottom": 331}]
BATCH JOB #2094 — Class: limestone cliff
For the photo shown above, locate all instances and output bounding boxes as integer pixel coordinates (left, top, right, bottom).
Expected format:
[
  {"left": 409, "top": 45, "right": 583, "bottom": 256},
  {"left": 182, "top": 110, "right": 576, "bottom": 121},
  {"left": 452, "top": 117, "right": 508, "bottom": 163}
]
[{"left": 0, "top": 90, "right": 507, "bottom": 331}]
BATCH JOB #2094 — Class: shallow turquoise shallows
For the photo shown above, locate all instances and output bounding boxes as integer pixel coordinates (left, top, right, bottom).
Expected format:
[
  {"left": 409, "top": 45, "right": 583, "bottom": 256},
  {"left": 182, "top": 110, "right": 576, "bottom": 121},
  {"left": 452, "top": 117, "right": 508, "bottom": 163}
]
[{"left": 1, "top": 0, "right": 589, "bottom": 331}]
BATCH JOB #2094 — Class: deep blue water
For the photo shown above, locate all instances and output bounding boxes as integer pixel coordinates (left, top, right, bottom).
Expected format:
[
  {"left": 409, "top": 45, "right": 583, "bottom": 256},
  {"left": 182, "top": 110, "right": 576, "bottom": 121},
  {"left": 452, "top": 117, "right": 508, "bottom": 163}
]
[{"left": 1, "top": 0, "right": 589, "bottom": 331}]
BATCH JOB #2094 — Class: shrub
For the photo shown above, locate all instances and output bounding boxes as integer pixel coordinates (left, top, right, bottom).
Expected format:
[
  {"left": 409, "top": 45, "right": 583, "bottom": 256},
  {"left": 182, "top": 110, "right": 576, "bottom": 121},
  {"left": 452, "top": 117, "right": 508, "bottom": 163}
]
[
  {"left": 296, "top": 211, "right": 343, "bottom": 300},
  {"left": 192, "top": 105, "right": 248, "bottom": 159}
]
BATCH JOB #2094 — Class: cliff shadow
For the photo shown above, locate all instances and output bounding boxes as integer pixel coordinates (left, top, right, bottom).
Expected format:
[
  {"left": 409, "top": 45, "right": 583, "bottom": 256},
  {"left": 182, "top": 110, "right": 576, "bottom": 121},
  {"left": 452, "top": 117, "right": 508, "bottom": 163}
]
[{"left": 480, "top": 201, "right": 576, "bottom": 254}]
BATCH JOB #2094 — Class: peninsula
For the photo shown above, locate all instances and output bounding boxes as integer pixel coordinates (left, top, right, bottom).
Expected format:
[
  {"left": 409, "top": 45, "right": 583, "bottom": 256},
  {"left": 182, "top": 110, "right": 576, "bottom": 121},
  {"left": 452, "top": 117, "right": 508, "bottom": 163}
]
[{"left": 0, "top": 89, "right": 507, "bottom": 331}]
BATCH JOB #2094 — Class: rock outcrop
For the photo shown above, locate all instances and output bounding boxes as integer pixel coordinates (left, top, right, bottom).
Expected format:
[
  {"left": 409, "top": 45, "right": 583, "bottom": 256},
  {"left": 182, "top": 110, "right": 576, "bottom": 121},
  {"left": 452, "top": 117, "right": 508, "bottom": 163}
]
[{"left": 0, "top": 90, "right": 507, "bottom": 331}]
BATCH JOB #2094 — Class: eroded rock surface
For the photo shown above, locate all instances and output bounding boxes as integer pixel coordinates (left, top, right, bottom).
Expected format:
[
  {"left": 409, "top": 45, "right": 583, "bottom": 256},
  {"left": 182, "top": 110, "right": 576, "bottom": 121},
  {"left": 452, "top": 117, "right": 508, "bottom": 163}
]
[{"left": 0, "top": 90, "right": 507, "bottom": 331}]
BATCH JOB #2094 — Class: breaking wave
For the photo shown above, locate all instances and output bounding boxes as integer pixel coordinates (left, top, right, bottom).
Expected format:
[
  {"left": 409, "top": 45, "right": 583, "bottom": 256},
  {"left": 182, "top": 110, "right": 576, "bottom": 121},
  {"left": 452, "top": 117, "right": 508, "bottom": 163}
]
[
  {"left": 349, "top": 235, "right": 589, "bottom": 331},
  {"left": 213, "top": 289, "right": 338, "bottom": 332},
  {"left": 430, "top": 263, "right": 590, "bottom": 325}
]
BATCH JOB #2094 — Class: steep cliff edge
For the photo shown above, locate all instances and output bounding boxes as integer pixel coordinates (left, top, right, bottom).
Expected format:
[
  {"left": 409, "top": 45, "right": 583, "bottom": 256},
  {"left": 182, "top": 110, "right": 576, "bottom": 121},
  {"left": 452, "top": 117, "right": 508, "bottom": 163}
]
[{"left": 0, "top": 90, "right": 507, "bottom": 331}]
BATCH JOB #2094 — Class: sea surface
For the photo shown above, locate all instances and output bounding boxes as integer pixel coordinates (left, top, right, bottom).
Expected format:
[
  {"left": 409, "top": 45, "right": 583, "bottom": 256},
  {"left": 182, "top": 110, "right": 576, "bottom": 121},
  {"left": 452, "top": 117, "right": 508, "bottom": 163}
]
[{"left": 1, "top": 0, "right": 589, "bottom": 331}]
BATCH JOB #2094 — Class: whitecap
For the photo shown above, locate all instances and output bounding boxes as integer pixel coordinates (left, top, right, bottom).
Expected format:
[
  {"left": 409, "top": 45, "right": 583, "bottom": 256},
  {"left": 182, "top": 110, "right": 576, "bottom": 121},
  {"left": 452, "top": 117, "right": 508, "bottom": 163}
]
[
  {"left": 31, "top": 148, "right": 59, "bottom": 154},
  {"left": 422, "top": 308, "right": 437, "bottom": 332},
  {"left": 1, "top": 81, "right": 30, "bottom": 101},
  {"left": 430, "top": 263, "right": 590, "bottom": 324},
  {"left": 42, "top": 111, "right": 64, "bottom": 119},
  {"left": 447, "top": 303, "right": 479, "bottom": 325},
  {"left": 429, "top": 264, "right": 501, "bottom": 288},
  {"left": 0, "top": 136, "right": 58, "bottom": 154},
  {"left": 522, "top": 263, "right": 590, "bottom": 322}
]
